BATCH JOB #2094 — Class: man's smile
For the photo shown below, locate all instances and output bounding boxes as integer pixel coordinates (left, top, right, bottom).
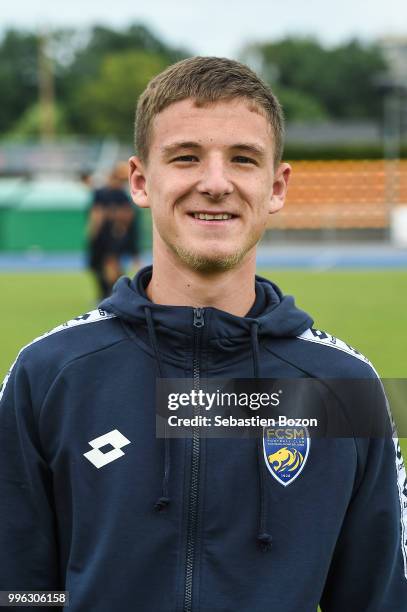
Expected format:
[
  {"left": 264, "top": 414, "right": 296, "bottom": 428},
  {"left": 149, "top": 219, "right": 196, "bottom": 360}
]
[{"left": 186, "top": 209, "right": 240, "bottom": 226}]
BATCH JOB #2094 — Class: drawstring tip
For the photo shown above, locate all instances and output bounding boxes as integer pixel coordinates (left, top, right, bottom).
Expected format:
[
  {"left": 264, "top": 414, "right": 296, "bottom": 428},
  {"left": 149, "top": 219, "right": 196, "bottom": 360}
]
[
  {"left": 154, "top": 496, "right": 171, "bottom": 511},
  {"left": 257, "top": 532, "right": 273, "bottom": 552}
]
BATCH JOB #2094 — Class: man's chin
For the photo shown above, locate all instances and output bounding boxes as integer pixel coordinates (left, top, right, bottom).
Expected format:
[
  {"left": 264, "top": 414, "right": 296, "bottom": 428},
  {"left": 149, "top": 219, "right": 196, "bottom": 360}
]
[{"left": 172, "top": 245, "right": 249, "bottom": 273}]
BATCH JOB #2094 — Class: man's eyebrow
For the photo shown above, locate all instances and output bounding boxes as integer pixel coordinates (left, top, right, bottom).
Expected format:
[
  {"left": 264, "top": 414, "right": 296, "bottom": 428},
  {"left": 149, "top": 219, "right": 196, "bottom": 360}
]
[
  {"left": 161, "top": 141, "right": 201, "bottom": 155},
  {"left": 231, "top": 143, "right": 266, "bottom": 157},
  {"left": 160, "top": 141, "right": 267, "bottom": 157}
]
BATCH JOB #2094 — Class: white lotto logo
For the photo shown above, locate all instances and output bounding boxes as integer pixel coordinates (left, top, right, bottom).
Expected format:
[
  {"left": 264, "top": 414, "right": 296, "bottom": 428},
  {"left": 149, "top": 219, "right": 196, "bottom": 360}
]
[{"left": 83, "top": 429, "right": 131, "bottom": 468}]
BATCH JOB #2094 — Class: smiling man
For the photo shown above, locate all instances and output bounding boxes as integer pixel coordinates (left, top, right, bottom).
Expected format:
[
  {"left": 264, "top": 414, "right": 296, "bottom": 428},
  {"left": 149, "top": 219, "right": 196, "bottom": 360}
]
[
  {"left": 129, "top": 68, "right": 290, "bottom": 314},
  {"left": 131, "top": 96, "right": 289, "bottom": 281},
  {"left": 0, "top": 57, "right": 406, "bottom": 612}
]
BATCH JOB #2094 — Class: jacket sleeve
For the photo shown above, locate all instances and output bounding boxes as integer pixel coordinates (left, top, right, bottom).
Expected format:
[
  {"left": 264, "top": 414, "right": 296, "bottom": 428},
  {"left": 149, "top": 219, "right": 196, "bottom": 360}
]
[
  {"left": 0, "top": 354, "right": 62, "bottom": 604},
  {"left": 320, "top": 427, "right": 407, "bottom": 611}
]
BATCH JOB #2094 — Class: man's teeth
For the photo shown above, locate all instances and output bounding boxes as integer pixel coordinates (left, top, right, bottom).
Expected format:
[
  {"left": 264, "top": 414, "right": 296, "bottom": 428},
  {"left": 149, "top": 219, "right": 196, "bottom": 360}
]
[{"left": 193, "top": 213, "right": 233, "bottom": 220}]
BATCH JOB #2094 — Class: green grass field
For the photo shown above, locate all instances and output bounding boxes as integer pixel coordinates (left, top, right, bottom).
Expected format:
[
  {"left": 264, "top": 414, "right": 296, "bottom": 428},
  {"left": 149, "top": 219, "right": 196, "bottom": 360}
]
[{"left": 0, "top": 269, "right": 406, "bottom": 456}]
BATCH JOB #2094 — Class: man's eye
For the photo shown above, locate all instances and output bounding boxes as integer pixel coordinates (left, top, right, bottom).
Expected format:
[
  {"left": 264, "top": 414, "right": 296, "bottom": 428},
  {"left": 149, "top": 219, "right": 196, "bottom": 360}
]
[
  {"left": 233, "top": 156, "right": 256, "bottom": 165},
  {"left": 172, "top": 155, "right": 198, "bottom": 162}
]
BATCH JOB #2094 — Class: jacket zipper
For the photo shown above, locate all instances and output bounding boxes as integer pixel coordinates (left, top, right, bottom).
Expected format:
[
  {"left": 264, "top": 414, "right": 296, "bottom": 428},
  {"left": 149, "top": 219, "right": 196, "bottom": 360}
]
[{"left": 184, "top": 307, "right": 205, "bottom": 612}]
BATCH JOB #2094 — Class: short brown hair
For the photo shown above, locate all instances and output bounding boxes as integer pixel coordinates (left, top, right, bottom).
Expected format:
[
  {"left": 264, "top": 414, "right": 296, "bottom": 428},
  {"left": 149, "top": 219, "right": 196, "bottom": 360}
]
[{"left": 135, "top": 56, "right": 285, "bottom": 166}]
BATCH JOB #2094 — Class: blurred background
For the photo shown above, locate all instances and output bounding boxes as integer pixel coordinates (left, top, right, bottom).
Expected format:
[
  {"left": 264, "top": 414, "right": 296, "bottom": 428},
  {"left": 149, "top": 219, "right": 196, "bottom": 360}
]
[{"left": 0, "top": 0, "right": 406, "bottom": 393}]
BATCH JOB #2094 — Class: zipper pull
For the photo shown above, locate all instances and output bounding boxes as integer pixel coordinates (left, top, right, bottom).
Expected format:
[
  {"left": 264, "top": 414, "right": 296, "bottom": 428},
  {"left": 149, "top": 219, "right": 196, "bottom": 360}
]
[{"left": 193, "top": 307, "right": 205, "bottom": 328}]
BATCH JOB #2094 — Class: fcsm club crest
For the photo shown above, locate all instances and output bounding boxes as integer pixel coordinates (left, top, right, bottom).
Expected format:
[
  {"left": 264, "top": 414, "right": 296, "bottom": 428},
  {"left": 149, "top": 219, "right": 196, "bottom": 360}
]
[{"left": 263, "top": 427, "right": 310, "bottom": 486}]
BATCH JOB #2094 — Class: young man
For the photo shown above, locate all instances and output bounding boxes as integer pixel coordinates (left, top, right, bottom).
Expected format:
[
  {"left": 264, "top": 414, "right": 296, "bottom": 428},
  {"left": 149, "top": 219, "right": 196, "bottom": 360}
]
[{"left": 0, "top": 57, "right": 406, "bottom": 611}]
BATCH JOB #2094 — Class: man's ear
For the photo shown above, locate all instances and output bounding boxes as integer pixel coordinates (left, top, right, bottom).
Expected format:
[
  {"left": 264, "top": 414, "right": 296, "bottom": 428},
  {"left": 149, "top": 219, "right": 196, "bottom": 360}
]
[
  {"left": 129, "top": 156, "right": 149, "bottom": 208},
  {"left": 269, "top": 162, "right": 291, "bottom": 214}
]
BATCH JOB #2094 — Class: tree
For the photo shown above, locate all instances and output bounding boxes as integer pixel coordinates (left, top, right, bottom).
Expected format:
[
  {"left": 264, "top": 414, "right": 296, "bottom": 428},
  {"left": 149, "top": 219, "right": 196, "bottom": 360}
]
[
  {"left": 0, "top": 30, "right": 39, "bottom": 133},
  {"left": 273, "top": 86, "right": 328, "bottom": 121},
  {"left": 71, "top": 50, "right": 170, "bottom": 141},
  {"left": 59, "top": 24, "right": 189, "bottom": 134},
  {"left": 0, "top": 24, "right": 189, "bottom": 138},
  {"left": 7, "top": 103, "right": 70, "bottom": 138},
  {"left": 241, "top": 37, "right": 387, "bottom": 121}
]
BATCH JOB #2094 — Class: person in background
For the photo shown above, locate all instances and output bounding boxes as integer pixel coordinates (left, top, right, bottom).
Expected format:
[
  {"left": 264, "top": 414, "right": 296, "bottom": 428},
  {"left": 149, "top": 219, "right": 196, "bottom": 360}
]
[{"left": 87, "top": 162, "right": 140, "bottom": 299}]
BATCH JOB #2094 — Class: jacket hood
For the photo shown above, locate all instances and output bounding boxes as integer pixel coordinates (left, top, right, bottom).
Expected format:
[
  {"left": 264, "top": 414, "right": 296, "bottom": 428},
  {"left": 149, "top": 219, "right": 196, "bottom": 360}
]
[{"left": 99, "top": 265, "right": 313, "bottom": 341}]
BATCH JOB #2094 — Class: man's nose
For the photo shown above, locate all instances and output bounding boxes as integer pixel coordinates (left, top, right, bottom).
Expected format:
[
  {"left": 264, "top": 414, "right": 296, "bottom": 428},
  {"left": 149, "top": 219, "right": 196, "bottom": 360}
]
[{"left": 196, "top": 159, "right": 234, "bottom": 200}]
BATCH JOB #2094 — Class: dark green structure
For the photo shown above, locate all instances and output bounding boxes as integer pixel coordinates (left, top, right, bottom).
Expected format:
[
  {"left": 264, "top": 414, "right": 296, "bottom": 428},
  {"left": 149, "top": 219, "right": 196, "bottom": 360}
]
[{"left": 0, "top": 179, "right": 152, "bottom": 253}]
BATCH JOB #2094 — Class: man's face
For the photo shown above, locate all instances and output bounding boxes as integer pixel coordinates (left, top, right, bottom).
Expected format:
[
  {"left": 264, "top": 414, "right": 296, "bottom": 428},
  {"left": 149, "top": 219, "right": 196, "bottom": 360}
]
[{"left": 130, "top": 98, "right": 290, "bottom": 272}]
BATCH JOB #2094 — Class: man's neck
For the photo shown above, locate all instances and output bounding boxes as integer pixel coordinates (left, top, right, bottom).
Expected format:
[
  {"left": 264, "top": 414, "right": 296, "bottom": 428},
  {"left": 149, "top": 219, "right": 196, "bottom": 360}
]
[{"left": 145, "top": 247, "right": 257, "bottom": 317}]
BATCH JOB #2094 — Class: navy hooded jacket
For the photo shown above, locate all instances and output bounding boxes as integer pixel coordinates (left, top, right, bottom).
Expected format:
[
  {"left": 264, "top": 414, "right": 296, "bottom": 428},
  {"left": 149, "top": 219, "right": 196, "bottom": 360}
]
[{"left": 0, "top": 265, "right": 406, "bottom": 611}]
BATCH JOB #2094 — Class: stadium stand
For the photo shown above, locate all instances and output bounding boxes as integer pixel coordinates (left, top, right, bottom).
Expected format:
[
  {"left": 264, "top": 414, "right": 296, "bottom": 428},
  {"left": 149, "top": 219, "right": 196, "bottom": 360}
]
[{"left": 269, "top": 160, "right": 407, "bottom": 229}]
